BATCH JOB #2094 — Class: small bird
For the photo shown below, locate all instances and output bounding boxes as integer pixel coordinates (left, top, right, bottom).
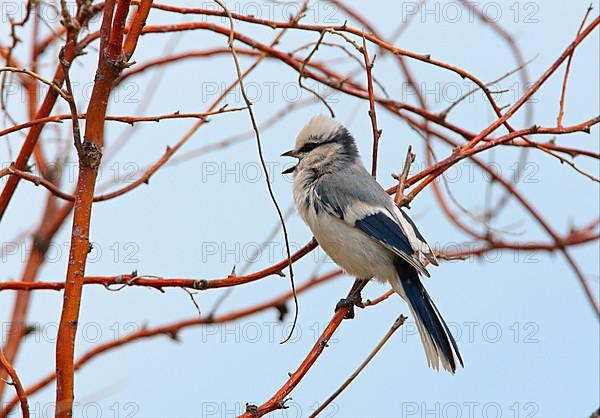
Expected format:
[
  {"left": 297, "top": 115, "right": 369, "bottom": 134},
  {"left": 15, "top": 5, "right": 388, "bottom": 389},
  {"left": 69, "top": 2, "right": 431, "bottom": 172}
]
[{"left": 281, "top": 115, "right": 463, "bottom": 373}]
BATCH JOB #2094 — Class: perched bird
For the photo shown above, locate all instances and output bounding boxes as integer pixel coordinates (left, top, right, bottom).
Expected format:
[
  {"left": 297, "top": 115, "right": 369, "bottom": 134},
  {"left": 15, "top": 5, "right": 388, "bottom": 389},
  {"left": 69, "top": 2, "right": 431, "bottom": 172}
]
[{"left": 281, "top": 115, "right": 463, "bottom": 373}]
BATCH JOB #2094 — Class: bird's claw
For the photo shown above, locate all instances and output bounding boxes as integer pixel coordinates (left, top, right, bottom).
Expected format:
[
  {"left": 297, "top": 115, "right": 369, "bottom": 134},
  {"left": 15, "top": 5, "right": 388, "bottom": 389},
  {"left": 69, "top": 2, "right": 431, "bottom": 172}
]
[
  {"left": 335, "top": 280, "right": 367, "bottom": 319},
  {"left": 335, "top": 297, "right": 355, "bottom": 319}
]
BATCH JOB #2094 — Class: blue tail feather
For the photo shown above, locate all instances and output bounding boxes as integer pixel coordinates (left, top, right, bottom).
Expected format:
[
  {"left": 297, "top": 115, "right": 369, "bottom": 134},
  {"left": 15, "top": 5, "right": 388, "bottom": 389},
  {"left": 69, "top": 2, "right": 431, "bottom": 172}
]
[{"left": 395, "top": 261, "right": 463, "bottom": 373}]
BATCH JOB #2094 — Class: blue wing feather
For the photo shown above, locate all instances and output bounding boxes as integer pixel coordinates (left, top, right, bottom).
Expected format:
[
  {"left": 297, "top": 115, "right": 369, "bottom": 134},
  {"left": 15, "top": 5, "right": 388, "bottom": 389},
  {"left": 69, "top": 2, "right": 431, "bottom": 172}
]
[
  {"left": 355, "top": 212, "right": 413, "bottom": 256},
  {"left": 355, "top": 211, "right": 430, "bottom": 277}
]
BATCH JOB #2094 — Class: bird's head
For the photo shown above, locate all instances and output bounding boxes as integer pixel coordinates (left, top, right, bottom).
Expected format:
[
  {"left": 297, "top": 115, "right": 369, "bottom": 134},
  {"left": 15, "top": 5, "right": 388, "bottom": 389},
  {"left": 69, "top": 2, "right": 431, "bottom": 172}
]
[{"left": 281, "top": 114, "right": 359, "bottom": 175}]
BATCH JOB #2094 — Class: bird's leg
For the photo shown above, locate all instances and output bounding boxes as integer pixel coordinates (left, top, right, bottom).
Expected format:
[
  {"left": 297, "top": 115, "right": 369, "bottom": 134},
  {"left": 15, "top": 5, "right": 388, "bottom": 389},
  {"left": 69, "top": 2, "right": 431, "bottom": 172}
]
[
  {"left": 348, "top": 278, "right": 367, "bottom": 308},
  {"left": 335, "top": 279, "right": 369, "bottom": 319},
  {"left": 352, "top": 285, "right": 366, "bottom": 309}
]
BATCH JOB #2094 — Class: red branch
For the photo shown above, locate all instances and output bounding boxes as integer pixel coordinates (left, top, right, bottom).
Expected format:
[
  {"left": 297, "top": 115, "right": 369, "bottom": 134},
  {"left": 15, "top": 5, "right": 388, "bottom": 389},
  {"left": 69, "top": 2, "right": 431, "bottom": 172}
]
[
  {"left": 1, "top": 272, "right": 339, "bottom": 416},
  {"left": 0, "top": 351, "right": 29, "bottom": 418}
]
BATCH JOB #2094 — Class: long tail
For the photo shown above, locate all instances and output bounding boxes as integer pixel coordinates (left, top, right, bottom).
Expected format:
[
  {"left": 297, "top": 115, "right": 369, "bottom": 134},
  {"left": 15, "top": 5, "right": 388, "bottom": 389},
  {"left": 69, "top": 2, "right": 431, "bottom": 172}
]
[{"left": 392, "top": 261, "right": 463, "bottom": 373}]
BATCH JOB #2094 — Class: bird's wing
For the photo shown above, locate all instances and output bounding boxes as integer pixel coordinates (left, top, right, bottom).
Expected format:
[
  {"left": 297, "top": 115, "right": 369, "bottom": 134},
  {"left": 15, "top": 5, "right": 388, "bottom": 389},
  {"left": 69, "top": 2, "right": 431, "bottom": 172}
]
[{"left": 313, "top": 167, "right": 432, "bottom": 277}]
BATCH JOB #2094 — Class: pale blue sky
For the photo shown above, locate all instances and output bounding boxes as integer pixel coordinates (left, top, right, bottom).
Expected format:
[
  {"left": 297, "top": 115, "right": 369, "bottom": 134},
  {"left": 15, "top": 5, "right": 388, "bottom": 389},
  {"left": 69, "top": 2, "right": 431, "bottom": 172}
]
[{"left": 1, "top": 1, "right": 599, "bottom": 417}]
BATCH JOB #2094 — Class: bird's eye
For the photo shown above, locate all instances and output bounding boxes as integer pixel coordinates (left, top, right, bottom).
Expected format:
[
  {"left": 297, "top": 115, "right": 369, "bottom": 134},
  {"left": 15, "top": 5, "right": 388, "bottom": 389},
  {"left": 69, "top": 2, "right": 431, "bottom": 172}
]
[
  {"left": 298, "top": 138, "right": 336, "bottom": 154},
  {"left": 299, "top": 142, "right": 319, "bottom": 153}
]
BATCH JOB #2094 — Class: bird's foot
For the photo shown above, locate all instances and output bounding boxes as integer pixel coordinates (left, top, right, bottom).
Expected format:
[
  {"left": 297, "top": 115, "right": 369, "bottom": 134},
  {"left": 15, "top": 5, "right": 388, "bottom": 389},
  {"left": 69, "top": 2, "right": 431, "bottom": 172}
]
[
  {"left": 335, "top": 292, "right": 364, "bottom": 319},
  {"left": 335, "top": 279, "right": 368, "bottom": 319},
  {"left": 335, "top": 297, "right": 356, "bottom": 319}
]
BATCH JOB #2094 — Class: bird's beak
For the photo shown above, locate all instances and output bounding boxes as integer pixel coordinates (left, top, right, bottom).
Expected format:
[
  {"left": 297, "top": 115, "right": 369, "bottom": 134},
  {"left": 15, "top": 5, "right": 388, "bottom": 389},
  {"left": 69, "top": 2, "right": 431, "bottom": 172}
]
[
  {"left": 282, "top": 165, "right": 296, "bottom": 174},
  {"left": 280, "top": 149, "right": 299, "bottom": 158},
  {"left": 281, "top": 149, "right": 299, "bottom": 174}
]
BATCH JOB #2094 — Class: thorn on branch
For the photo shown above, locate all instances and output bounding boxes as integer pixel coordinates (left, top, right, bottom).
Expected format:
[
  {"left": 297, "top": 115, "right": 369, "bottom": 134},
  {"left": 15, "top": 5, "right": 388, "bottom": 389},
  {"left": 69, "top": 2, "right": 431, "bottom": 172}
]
[
  {"left": 278, "top": 398, "right": 291, "bottom": 409},
  {"left": 393, "top": 315, "right": 408, "bottom": 329},
  {"left": 245, "top": 403, "right": 259, "bottom": 416},
  {"left": 319, "top": 339, "right": 329, "bottom": 350}
]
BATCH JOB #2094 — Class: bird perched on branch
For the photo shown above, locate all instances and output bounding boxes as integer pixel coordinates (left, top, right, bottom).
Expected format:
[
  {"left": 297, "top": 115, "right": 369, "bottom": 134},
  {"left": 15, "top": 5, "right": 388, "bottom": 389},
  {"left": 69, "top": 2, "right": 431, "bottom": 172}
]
[{"left": 281, "top": 115, "right": 463, "bottom": 373}]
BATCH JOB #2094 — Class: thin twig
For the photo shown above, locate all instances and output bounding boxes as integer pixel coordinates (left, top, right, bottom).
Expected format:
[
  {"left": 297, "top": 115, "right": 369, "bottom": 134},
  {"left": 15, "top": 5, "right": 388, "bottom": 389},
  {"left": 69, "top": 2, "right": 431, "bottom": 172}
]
[
  {"left": 438, "top": 55, "right": 538, "bottom": 121},
  {"left": 0, "top": 66, "right": 69, "bottom": 100},
  {"left": 238, "top": 279, "right": 369, "bottom": 417},
  {"left": 58, "top": 47, "right": 82, "bottom": 151},
  {"left": 557, "top": 4, "right": 594, "bottom": 127},
  {"left": 214, "top": 0, "right": 300, "bottom": 344},
  {"left": 309, "top": 315, "right": 406, "bottom": 418},
  {"left": 298, "top": 30, "right": 335, "bottom": 117},
  {"left": 207, "top": 204, "right": 295, "bottom": 318},
  {"left": 393, "top": 145, "right": 415, "bottom": 206},
  {"left": 361, "top": 35, "right": 381, "bottom": 177},
  {"left": 0, "top": 107, "right": 246, "bottom": 138},
  {"left": 182, "top": 288, "right": 202, "bottom": 318}
]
